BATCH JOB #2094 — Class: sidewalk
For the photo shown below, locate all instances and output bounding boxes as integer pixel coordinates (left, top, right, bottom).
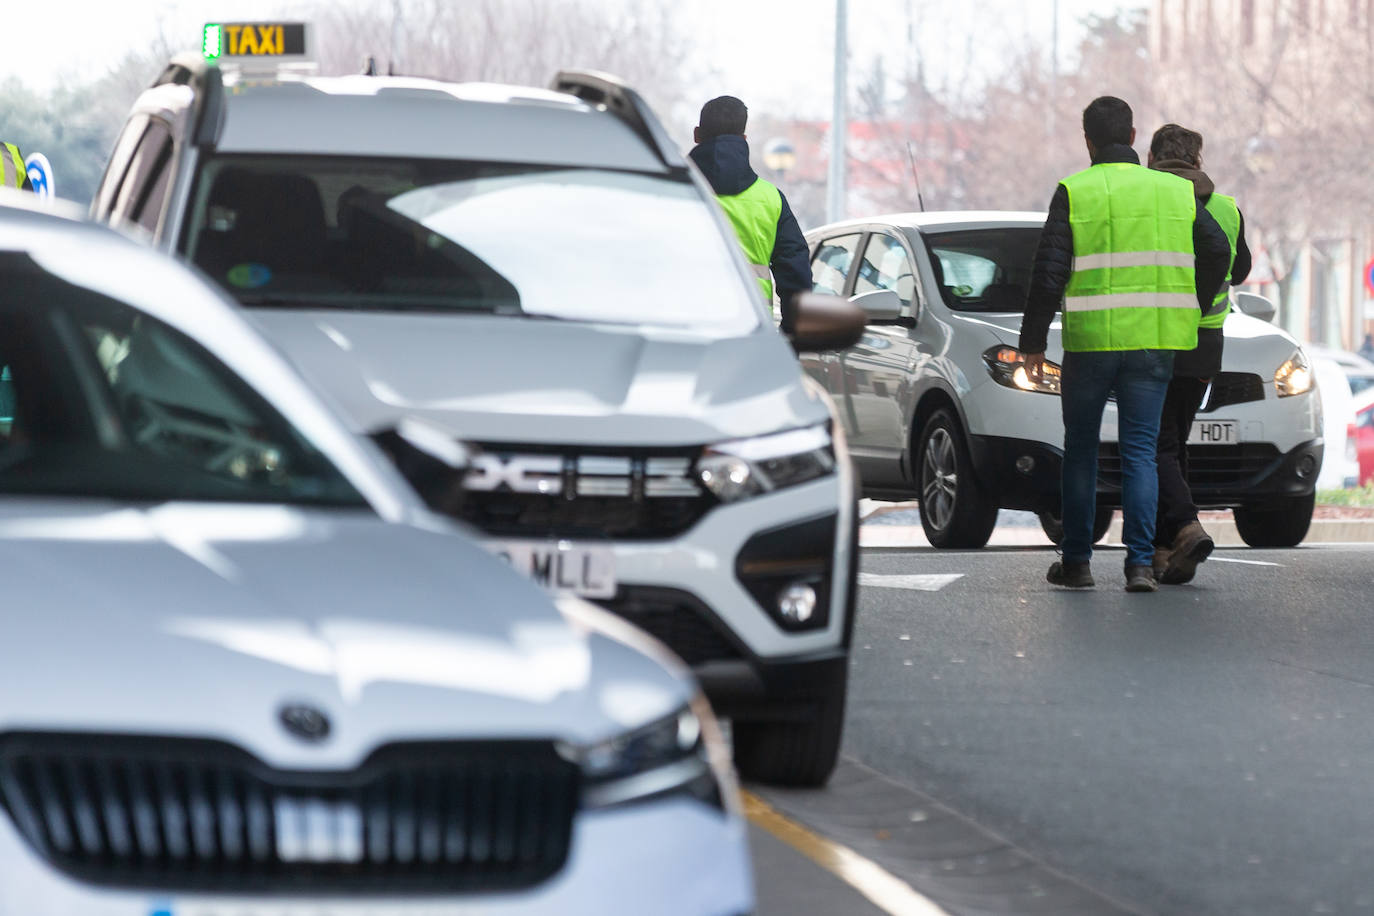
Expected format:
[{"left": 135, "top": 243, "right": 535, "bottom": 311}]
[{"left": 860, "top": 501, "right": 1374, "bottom": 549}]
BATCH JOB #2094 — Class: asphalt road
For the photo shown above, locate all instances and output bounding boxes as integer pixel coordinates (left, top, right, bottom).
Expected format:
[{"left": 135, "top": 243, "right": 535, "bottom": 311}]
[{"left": 841, "top": 542, "right": 1374, "bottom": 915}]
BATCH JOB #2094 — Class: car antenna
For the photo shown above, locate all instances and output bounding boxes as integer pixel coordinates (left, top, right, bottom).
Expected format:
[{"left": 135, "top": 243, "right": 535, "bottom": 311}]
[{"left": 907, "top": 142, "right": 927, "bottom": 212}]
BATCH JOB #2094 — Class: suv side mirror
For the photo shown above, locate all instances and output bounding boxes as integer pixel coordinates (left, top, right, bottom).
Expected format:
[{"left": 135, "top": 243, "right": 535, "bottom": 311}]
[
  {"left": 849, "top": 288, "right": 903, "bottom": 322},
  {"left": 788, "top": 292, "right": 866, "bottom": 353},
  {"left": 1234, "top": 291, "right": 1277, "bottom": 323}
]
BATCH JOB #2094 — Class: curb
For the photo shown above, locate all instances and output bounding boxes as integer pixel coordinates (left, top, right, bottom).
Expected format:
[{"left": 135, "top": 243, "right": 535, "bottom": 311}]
[{"left": 861, "top": 517, "right": 1374, "bottom": 549}]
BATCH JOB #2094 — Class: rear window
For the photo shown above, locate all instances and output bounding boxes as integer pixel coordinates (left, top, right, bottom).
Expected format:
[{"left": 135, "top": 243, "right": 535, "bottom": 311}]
[{"left": 921, "top": 227, "right": 1041, "bottom": 313}]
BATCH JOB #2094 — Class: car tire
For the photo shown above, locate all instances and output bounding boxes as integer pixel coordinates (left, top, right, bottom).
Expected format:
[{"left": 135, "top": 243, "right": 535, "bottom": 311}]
[
  {"left": 733, "top": 673, "right": 846, "bottom": 788},
  {"left": 915, "top": 408, "right": 998, "bottom": 549},
  {"left": 1038, "top": 506, "right": 1114, "bottom": 545},
  {"left": 1234, "top": 493, "right": 1315, "bottom": 547}
]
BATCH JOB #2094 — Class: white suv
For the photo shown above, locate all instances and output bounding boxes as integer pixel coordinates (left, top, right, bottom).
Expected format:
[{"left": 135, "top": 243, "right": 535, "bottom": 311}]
[
  {"left": 804, "top": 211, "right": 1323, "bottom": 548},
  {"left": 0, "top": 199, "right": 751, "bottom": 915},
  {"left": 94, "top": 44, "right": 864, "bottom": 786}
]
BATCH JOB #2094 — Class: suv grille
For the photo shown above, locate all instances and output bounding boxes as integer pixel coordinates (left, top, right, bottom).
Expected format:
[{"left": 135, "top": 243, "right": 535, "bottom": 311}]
[
  {"left": 457, "top": 444, "right": 712, "bottom": 539},
  {"left": 598, "top": 588, "right": 743, "bottom": 665},
  {"left": 1098, "top": 443, "right": 1281, "bottom": 490},
  {"left": 1199, "top": 372, "right": 1267, "bottom": 413},
  {"left": 0, "top": 735, "right": 577, "bottom": 892}
]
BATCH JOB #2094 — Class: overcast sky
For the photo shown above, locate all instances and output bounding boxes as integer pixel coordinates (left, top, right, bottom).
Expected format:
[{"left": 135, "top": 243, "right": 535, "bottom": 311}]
[{"left": 2, "top": 0, "right": 1129, "bottom": 114}]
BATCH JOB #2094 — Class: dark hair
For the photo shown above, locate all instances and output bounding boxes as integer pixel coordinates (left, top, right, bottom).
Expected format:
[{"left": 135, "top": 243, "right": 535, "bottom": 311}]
[
  {"left": 698, "top": 96, "right": 748, "bottom": 140},
  {"left": 1082, "top": 96, "right": 1133, "bottom": 148},
  {"left": 1150, "top": 123, "right": 1203, "bottom": 165}
]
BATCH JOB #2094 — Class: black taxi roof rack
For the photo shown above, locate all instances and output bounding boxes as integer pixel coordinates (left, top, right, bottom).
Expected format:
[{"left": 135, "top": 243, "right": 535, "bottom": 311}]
[
  {"left": 551, "top": 70, "right": 686, "bottom": 175},
  {"left": 152, "top": 52, "right": 226, "bottom": 148}
]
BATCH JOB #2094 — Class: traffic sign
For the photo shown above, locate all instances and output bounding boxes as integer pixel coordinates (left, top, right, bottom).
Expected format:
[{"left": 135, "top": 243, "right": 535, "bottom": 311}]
[
  {"left": 24, "top": 153, "right": 53, "bottom": 200},
  {"left": 1365, "top": 257, "right": 1374, "bottom": 297}
]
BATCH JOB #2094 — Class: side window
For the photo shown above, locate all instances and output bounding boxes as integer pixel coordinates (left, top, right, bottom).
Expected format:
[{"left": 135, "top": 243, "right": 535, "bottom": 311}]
[
  {"left": 854, "top": 233, "right": 917, "bottom": 310},
  {"left": 93, "top": 116, "right": 149, "bottom": 220},
  {"left": 811, "top": 233, "right": 863, "bottom": 296},
  {"left": 110, "top": 120, "right": 174, "bottom": 230},
  {"left": 0, "top": 364, "right": 13, "bottom": 439}
]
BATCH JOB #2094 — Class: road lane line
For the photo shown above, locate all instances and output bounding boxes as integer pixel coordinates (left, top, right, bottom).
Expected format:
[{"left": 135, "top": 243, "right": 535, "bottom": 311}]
[
  {"left": 742, "top": 791, "right": 950, "bottom": 916},
  {"left": 859, "top": 573, "right": 964, "bottom": 591},
  {"left": 1207, "top": 556, "right": 1283, "bottom": 567}
]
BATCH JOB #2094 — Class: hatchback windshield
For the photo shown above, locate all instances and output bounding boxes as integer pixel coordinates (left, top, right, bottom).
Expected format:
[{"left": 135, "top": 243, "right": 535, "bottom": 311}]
[
  {"left": 0, "top": 254, "right": 366, "bottom": 507},
  {"left": 921, "top": 227, "right": 1041, "bottom": 313},
  {"left": 182, "top": 156, "right": 761, "bottom": 334}
]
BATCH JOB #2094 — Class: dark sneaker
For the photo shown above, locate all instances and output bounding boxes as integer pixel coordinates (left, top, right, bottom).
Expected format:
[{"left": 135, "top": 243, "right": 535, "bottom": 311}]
[
  {"left": 1125, "top": 566, "right": 1158, "bottom": 592},
  {"left": 1152, "top": 547, "right": 1172, "bottom": 580},
  {"left": 1047, "top": 560, "right": 1094, "bottom": 588},
  {"left": 1162, "top": 521, "right": 1214, "bottom": 585}
]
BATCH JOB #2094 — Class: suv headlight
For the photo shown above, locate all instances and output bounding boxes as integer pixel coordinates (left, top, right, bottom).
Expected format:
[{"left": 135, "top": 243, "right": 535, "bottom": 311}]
[
  {"left": 983, "top": 346, "right": 1062, "bottom": 395},
  {"left": 696, "top": 425, "right": 835, "bottom": 502},
  {"left": 561, "top": 694, "right": 737, "bottom": 812},
  {"left": 1275, "top": 349, "right": 1314, "bottom": 397}
]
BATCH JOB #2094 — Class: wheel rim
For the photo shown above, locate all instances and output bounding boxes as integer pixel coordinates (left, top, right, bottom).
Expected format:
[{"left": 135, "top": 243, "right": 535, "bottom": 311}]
[{"left": 922, "top": 427, "right": 958, "bottom": 531}]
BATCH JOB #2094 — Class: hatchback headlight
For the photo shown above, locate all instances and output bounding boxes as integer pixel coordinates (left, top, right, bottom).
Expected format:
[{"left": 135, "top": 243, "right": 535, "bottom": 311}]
[
  {"left": 983, "top": 346, "right": 1062, "bottom": 395},
  {"left": 561, "top": 694, "right": 736, "bottom": 812},
  {"left": 1275, "top": 349, "right": 1314, "bottom": 397},
  {"left": 696, "top": 425, "right": 835, "bottom": 502}
]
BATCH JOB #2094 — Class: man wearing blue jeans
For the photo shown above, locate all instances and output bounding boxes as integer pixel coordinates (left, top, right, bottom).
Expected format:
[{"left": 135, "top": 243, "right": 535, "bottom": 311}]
[{"left": 1019, "top": 97, "right": 1230, "bottom": 591}]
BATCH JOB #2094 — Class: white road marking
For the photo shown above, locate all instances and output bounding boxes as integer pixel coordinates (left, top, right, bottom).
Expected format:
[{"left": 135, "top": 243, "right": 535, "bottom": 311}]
[
  {"left": 1208, "top": 556, "right": 1284, "bottom": 567},
  {"left": 859, "top": 573, "right": 964, "bottom": 591}
]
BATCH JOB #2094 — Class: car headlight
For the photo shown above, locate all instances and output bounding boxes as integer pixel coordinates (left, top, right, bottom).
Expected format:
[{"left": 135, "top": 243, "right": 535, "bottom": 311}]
[
  {"left": 696, "top": 425, "right": 835, "bottom": 502},
  {"left": 1275, "top": 348, "right": 1314, "bottom": 397},
  {"left": 983, "top": 346, "right": 1062, "bottom": 394},
  {"left": 561, "top": 694, "right": 737, "bottom": 812}
]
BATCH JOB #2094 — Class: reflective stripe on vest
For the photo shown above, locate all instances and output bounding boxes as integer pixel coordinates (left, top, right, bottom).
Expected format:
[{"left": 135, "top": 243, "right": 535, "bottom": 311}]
[
  {"left": 1061, "top": 163, "right": 1200, "bottom": 352},
  {"left": 0, "top": 144, "right": 25, "bottom": 190},
  {"left": 1202, "top": 193, "right": 1240, "bottom": 329},
  {"left": 716, "top": 177, "right": 782, "bottom": 303}
]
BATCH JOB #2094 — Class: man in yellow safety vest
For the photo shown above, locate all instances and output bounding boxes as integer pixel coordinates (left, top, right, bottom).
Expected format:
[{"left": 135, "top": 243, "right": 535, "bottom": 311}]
[
  {"left": 1018, "top": 97, "right": 1231, "bottom": 592},
  {"left": 688, "top": 96, "right": 811, "bottom": 329},
  {"left": 1, "top": 142, "right": 33, "bottom": 191},
  {"left": 1146, "top": 123, "right": 1251, "bottom": 585}
]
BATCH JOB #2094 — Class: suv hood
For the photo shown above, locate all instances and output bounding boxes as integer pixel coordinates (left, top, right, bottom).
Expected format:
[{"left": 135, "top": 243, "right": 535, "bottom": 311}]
[
  {"left": 250, "top": 310, "right": 829, "bottom": 446},
  {"left": 955, "top": 310, "right": 1300, "bottom": 372},
  {"left": 0, "top": 500, "right": 689, "bottom": 769}
]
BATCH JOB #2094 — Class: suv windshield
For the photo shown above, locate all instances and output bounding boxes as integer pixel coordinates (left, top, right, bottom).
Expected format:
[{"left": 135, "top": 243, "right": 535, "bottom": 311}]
[
  {"left": 0, "top": 255, "right": 366, "bottom": 508},
  {"left": 182, "top": 156, "right": 760, "bottom": 334},
  {"left": 922, "top": 227, "right": 1041, "bottom": 313}
]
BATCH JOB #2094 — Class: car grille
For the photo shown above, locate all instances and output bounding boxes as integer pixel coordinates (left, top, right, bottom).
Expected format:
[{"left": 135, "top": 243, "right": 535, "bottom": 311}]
[
  {"left": 0, "top": 734, "right": 578, "bottom": 892},
  {"left": 1097, "top": 443, "right": 1282, "bottom": 490},
  {"left": 598, "top": 588, "right": 744, "bottom": 666},
  {"left": 456, "top": 444, "right": 713, "bottom": 539},
  {"left": 1199, "top": 372, "right": 1267, "bottom": 413}
]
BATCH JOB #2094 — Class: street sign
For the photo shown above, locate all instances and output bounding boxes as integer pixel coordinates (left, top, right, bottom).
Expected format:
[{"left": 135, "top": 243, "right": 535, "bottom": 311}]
[
  {"left": 1365, "top": 257, "right": 1374, "bottom": 297},
  {"left": 24, "top": 153, "right": 53, "bottom": 200}
]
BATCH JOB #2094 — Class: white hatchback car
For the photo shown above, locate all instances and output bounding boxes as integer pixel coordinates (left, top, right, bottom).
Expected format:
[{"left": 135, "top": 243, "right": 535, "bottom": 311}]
[
  {"left": 0, "top": 199, "right": 751, "bottom": 915},
  {"left": 804, "top": 211, "right": 1324, "bottom": 548}
]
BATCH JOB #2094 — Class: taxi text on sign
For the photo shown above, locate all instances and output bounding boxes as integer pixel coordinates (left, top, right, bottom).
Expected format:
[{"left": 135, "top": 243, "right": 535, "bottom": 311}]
[{"left": 217, "top": 23, "right": 307, "bottom": 57}]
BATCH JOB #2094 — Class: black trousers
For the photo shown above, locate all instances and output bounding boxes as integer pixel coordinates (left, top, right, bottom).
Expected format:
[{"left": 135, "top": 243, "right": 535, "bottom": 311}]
[{"left": 1154, "top": 376, "right": 1210, "bottom": 548}]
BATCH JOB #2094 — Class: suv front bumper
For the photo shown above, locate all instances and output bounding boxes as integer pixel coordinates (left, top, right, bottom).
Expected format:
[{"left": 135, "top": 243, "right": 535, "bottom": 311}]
[{"left": 1095, "top": 438, "right": 1322, "bottom": 508}]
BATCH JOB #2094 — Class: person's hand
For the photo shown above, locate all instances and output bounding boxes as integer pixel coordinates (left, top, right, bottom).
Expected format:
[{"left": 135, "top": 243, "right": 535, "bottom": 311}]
[{"left": 1024, "top": 351, "right": 1047, "bottom": 383}]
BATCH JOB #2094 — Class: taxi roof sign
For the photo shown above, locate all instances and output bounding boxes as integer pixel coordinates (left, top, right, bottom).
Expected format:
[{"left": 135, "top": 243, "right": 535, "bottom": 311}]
[{"left": 203, "top": 22, "right": 311, "bottom": 63}]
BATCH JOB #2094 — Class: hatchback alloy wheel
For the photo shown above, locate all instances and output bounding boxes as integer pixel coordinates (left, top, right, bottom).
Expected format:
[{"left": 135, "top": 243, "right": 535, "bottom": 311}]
[{"left": 915, "top": 408, "right": 998, "bottom": 549}]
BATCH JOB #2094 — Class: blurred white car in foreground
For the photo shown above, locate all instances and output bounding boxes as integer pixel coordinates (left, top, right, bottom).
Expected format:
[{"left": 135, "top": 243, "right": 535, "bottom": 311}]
[{"left": 0, "top": 197, "right": 751, "bottom": 916}]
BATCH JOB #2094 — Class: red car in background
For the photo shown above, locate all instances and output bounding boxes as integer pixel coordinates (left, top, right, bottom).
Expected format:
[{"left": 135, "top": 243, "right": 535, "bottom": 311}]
[{"left": 1356, "top": 388, "right": 1374, "bottom": 485}]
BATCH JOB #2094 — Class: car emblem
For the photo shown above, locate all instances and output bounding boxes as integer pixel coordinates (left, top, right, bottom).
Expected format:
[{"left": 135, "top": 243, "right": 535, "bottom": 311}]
[{"left": 278, "top": 703, "right": 331, "bottom": 743}]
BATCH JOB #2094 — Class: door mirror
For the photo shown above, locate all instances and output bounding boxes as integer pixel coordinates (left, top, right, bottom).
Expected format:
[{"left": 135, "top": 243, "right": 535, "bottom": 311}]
[
  {"left": 849, "top": 288, "right": 904, "bottom": 322},
  {"left": 1234, "top": 291, "right": 1277, "bottom": 323},
  {"left": 370, "top": 418, "right": 471, "bottom": 513},
  {"left": 788, "top": 292, "right": 866, "bottom": 353}
]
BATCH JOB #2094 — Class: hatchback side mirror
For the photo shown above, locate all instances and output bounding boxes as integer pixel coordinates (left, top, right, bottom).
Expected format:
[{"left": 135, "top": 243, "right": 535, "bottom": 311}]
[
  {"left": 1234, "top": 291, "right": 1277, "bottom": 323},
  {"left": 370, "top": 418, "right": 470, "bottom": 514},
  {"left": 788, "top": 292, "right": 866, "bottom": 353},
  {"left": 849, "top": 288, "right": 903, "bottom": 322}
]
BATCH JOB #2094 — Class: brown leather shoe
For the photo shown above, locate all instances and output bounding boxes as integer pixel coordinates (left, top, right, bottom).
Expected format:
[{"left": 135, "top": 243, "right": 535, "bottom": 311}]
[
  {"left": 1125, "top": 566, "right": 1158, "bottom": 592},
  {"left": 1162, "top": 521, "right": 1214, "bottom": 585},
  {"left": 1153, "top": 547, "right": 1172, "bottom": 580}
]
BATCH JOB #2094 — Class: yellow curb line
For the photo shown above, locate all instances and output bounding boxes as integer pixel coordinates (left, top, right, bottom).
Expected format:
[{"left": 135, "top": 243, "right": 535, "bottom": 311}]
[{"left": 743, "top": 791, "right": 951, "bottom": 916}]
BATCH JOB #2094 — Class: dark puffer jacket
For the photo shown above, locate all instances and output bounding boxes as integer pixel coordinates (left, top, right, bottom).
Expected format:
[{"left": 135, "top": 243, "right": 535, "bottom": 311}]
[
  {"left": 689, "top": 135, "right": 812, "bottom": 313},
  {"left": 1018, "top": 144, "right": 1232, "bottom": 357}
]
